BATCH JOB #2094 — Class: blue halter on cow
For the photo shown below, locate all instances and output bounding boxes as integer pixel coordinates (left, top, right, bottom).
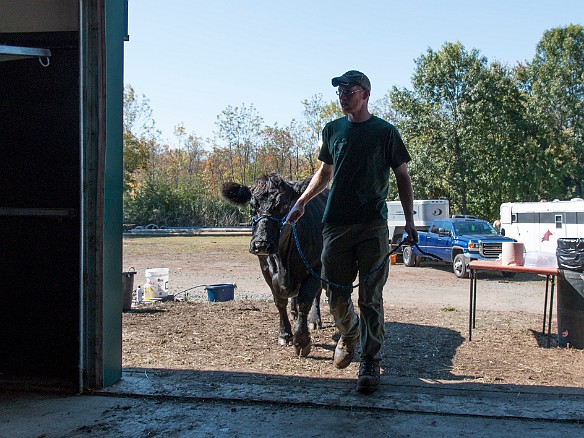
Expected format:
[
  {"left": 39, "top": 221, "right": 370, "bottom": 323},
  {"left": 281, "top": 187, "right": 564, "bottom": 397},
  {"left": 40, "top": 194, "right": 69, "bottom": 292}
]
[{"left": 221, "top": 173, "right": 327, "bottom": 356}]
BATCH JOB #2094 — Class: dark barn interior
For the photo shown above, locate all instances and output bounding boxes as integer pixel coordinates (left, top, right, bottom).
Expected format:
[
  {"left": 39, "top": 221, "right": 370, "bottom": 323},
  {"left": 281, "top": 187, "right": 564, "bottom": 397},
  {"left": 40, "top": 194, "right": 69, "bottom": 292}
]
[{"left": 1, "top": 31, "right": 81, "bottom": 388}]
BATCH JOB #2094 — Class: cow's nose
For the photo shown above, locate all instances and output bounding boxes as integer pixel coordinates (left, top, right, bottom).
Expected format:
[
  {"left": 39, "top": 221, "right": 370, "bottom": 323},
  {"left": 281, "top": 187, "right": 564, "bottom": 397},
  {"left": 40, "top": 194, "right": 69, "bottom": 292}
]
[
  {"left": 250, "top": 240, "right": 262, "bottom": 253},
  {"left": 250, "top": 240, "right": 271, "bottom": 256}
]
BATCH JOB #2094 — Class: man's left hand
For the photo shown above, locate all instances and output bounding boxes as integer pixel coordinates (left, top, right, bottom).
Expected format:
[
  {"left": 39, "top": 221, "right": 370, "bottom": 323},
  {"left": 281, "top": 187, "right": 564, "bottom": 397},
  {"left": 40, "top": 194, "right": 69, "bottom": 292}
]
[{"left": 403, "top": 224, "right": 418, "bottom": 244}]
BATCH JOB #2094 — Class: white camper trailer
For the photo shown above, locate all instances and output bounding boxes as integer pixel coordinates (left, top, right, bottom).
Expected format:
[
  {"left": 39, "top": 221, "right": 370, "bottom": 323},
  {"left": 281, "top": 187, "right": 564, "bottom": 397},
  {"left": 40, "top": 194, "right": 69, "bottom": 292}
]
[
  {"left": 499, "top": 198, "right": 584, "bottom": 253},
  {"left": 387, "top": 199, "right": 449, "bottom": 246}
]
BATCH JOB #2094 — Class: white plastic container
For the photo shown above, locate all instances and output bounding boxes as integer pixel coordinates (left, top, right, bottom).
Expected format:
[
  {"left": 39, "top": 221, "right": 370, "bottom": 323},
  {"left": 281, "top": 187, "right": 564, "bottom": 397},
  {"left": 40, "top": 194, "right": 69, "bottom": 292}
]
[
  {"left": 143, "top": 268, "right": 170, "bottom": 300},
  {"left": 136, "top": 285, "right": 143, "bottom": 303},
  {"left": 523, "top": 252, "right": 557, "bottom": 269}
]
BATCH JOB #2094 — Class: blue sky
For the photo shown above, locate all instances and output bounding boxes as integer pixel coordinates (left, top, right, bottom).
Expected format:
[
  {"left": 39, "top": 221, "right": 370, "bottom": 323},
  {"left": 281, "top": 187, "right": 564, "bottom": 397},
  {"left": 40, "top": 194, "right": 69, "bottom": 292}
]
[{"left": 124, "top": 1, "right": 583, "bottom": 145}]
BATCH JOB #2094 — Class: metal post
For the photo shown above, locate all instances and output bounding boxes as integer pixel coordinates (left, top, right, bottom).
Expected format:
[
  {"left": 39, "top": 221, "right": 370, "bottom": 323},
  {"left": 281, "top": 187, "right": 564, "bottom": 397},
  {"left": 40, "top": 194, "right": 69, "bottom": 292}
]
[
  {"left": 543, "top": 275, "right": 550, "bottom": 334},
  {"left": 547, "top": 275, "right": 556, "bottom": 348},
  {"left": 469, "top": 269, "right": 475, "bottom": 340}
]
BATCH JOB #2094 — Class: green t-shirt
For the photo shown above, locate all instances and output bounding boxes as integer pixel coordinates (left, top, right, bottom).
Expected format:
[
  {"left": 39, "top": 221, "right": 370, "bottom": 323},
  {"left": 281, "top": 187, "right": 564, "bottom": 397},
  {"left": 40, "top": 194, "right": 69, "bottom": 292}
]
[{"left": 319, "top": 115, "right": 411, "bottom": 224}]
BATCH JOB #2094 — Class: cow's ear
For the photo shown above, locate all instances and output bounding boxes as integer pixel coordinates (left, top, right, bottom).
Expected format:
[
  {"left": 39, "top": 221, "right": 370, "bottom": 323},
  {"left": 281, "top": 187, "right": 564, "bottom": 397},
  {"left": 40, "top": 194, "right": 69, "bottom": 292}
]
[{"left": 221, "top": 182, "right": 252, "bottom": 205}]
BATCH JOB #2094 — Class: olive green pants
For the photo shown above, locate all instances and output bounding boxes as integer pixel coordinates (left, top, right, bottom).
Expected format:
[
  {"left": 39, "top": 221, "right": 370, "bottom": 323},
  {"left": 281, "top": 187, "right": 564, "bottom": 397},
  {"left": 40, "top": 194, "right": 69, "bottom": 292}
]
[{"left": 321, "top": 220, "right": 389, "bottom": 363}]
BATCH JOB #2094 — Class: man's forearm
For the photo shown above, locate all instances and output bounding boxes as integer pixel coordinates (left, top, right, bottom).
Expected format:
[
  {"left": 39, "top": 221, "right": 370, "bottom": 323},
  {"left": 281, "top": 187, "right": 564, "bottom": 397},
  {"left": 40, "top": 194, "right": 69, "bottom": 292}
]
[
  {"left": 395, "top": 164, "right": 415, "bottom": 223},
  {"left": 398, "top": 181, "right": 415, "bottom": 224}
]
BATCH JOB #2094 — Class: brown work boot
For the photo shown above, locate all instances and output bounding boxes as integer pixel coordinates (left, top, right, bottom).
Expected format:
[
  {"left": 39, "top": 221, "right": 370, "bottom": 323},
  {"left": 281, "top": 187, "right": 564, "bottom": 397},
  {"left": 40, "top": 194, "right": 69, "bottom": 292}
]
[
  {"left": 333, "top": 334, "right": 358, "bottom": 369},
  {"left": 357, "top": 360, "right": 380, "bottom": 394}
]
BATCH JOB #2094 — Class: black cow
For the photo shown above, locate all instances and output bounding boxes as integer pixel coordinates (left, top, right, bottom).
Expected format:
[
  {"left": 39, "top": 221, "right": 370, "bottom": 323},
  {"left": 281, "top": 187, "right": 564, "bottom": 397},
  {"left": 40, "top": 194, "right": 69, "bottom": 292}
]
[{"left": 221, "top": 173, "right": 327, "bottom": 357}]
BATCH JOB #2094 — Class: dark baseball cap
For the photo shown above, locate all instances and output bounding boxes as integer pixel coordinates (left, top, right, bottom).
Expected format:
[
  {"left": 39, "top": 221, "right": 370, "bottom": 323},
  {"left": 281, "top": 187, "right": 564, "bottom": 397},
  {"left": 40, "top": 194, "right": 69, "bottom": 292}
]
[{"left": 331, "top": 70, "right": 371, "bottom": 90}]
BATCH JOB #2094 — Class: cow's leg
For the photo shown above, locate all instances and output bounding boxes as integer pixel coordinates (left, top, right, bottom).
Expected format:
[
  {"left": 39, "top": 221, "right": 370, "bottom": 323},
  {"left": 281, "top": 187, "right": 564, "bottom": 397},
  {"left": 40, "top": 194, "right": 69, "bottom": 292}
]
[
  {"left": 273, "top": 294, "right": 293, "bottom": 346},
  {"left": 308, "top": 288, "right": 323, "bottom": 330},
  {"left": 292, "top": 276, "right": 321, "bottom": 357},
  {"left": 290, "top": 297, "right": 299, "bottom": 320},
  {"left": 259, "top": 256, "right": 293, "bottom": 346},
  {"left": 292, "top": 299, "right": 311, "bottom": 356}
]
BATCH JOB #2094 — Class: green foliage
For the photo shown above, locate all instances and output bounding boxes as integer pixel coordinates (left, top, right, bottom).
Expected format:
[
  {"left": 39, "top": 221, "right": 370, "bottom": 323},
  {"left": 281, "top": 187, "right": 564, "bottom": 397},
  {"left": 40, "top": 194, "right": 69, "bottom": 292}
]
[
  {"left": 123, "top": 177, "right": 244, "bottom": 227},
  {"left": 388, "top": 31, "right": 583, "bottom": 221},
  {"left": 520, "top": 24, "right": 584, "bottom": 198}
]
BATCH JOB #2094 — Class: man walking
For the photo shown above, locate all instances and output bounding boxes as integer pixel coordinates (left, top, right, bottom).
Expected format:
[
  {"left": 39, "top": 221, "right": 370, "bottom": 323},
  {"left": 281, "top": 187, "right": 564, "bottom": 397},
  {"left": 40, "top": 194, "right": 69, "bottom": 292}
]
[{"left": 286, "top": 70, "right": 417, "bottom": 394}]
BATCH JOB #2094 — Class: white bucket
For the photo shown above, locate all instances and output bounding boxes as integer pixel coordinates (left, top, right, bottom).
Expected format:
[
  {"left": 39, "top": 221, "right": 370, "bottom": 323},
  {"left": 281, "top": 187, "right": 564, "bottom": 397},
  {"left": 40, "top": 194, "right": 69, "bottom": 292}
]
[
  {"left": 143, "top": 268, "right": 170, "bottom": 300},
  {"left": 501, "top": 242, "right": 525, "bottom": 266}
]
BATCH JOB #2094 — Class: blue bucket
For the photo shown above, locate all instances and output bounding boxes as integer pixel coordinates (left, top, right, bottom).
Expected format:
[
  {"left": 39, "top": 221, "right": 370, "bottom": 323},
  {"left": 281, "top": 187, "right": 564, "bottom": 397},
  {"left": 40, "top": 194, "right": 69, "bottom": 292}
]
[{"left": 206, "top": 283, "right": 235, "bottom": 302}]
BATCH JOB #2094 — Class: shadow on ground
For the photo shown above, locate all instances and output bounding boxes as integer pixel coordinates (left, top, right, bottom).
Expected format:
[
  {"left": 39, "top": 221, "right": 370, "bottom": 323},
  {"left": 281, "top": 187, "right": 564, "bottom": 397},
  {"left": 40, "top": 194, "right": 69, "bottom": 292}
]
[
  {"left": 318, "top": 321, "right": 467, "bottom": 380},
  {"left": 382, "top": 321, "right": 466, "bottom": 380}
]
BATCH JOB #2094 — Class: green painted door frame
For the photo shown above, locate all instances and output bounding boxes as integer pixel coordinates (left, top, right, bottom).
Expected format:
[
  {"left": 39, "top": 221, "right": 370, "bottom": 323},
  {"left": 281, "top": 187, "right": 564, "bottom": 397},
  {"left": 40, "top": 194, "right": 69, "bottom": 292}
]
[{"left": 80, "top": 0, "right": 127, "bottom": 390}]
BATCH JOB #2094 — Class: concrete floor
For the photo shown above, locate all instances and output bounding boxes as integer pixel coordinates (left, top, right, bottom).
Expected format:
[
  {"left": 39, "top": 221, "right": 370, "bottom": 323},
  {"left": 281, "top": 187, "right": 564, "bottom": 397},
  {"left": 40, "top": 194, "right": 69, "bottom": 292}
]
[{"left": 2, "top": 369, "right": 584, "bottom": 437}]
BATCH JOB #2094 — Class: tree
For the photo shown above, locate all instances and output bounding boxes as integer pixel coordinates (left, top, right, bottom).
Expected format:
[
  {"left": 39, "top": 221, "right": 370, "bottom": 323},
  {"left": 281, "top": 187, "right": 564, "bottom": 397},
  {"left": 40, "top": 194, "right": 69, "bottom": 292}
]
[
  {"left": 123, "top": 85, "right": 161, "bottom": 192},
  {"left": 301, "top": 94, "right": 342, "bottom": 173},
  {"left": 258, "top": 124, "right": 294, "bottom": 178},
  {"left": 390, "top": 42, "right": 537, "bottom": 219},
  {"left": 288, "top": 119, "right": 313, "bottom": 180},
  {"left": 215, "top": 104, "right": 263, "bottom": 185},
  {"left": 183, "top": 132, "right": 205, "bottom": 176},
  {"left": 520, "top": 25, "right": 584, "bottom": 198},
  {"left": 464, "top": 62, "right": 539, "bottom": 216},
  {"left": 370, "top": 94, "right": 398, "bottom": 122}
]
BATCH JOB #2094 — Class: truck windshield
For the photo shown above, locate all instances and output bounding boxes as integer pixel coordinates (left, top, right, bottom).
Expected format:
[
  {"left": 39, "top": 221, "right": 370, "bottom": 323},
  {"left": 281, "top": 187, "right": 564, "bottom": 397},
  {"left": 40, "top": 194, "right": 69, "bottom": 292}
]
[{"left": 454, "top": 222, "right": 498, "bottom": 235}]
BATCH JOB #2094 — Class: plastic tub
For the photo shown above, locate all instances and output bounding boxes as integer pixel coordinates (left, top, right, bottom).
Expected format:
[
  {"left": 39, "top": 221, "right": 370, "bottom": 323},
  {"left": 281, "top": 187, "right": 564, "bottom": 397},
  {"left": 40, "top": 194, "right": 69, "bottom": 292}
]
[
  {"left": 523, "top": 252, "right": 557, "bottom": 268},
  {"left": 206, "top": 284, "right": 235, "bottom": 302}
]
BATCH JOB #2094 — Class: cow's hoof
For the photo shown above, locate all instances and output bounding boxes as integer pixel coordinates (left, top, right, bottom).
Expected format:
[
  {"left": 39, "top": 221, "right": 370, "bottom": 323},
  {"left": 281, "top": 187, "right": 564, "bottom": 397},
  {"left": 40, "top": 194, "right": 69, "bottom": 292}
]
[
  {"left": 279, "top": 335, "right": 291, "bottom": 346},
  {"left": 294, "top": 342, "right": 312, "bottom": 357}
]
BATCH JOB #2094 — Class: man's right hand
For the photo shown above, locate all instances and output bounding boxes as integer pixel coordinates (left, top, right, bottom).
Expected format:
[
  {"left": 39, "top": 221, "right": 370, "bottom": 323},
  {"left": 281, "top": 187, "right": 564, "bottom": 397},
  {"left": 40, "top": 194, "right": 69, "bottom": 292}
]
[{"left": 286, "top": 202, "right": 305, "bottom": 224}]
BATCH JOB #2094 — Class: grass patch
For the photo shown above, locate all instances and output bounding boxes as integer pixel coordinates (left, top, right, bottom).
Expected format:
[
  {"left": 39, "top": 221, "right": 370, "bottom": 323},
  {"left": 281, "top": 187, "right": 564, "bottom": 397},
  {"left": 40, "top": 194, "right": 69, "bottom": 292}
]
[{"left": 441, "top": 306, "right": 457, "bottom": 312}]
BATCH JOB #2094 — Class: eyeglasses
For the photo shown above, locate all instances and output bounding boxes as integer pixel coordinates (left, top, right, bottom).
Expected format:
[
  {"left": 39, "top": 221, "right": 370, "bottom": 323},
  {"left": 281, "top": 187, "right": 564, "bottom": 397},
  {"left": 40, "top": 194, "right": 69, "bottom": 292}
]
[{"left": 336, "top": 87, "right": 364, "bottom": 97}]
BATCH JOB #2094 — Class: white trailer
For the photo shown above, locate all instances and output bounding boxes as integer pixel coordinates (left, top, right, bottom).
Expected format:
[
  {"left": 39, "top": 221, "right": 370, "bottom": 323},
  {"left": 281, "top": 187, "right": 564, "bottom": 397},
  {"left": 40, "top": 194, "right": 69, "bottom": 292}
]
[
  {"left": 499, "top": 198, "right": 584, "bottom": 253},
  {"left": 387, "top": 199, "right": 449, "bottom": 245}
]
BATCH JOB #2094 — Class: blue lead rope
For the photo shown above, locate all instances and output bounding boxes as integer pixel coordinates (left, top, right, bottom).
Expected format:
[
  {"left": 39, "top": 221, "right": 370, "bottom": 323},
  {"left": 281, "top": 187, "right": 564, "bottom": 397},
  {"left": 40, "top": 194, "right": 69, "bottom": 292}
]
[
  {"left": 251, "top": 214, "right": 443, "bottom": 290},
  {"left": 288, "top": 221, "right": 443, "bottom": 290},
  {"left": 251, "top": 215, "right": 287, "bottom": 228}
]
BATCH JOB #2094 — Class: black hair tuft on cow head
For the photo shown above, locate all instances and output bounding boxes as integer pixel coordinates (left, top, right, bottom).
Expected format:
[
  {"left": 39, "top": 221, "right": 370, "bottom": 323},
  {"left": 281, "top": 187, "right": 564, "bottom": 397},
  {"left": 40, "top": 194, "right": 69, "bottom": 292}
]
[{"left": 221, "top": 182, "right": 252, "bottom": 205}]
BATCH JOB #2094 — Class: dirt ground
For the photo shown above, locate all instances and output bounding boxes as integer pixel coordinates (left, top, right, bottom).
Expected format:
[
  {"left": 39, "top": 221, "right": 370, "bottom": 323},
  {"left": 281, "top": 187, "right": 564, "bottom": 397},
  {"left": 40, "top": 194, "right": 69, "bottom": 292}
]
[{"left": 122, "top": 235, "right": 584, "bottom": 388}]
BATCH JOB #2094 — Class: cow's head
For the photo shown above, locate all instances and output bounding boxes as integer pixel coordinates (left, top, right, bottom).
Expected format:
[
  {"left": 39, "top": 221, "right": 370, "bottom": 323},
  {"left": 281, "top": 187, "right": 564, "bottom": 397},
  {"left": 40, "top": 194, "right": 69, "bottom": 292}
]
[{"left": 222, "top": 173, "right": 304, "bottom": 256}]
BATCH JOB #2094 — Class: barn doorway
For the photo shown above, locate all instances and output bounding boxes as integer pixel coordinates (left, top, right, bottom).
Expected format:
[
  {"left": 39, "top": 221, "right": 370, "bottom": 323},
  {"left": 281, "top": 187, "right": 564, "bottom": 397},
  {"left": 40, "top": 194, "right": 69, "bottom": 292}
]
[{"left": 0, "top": 0, "right": 126, "bottom": 392}]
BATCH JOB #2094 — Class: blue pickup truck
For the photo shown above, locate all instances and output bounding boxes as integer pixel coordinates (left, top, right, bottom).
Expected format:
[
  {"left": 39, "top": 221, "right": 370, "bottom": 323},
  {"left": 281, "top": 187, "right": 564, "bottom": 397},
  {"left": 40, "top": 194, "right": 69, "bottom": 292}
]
[{"left": 402, "top": 215, "right": 517, "bottom": 278}]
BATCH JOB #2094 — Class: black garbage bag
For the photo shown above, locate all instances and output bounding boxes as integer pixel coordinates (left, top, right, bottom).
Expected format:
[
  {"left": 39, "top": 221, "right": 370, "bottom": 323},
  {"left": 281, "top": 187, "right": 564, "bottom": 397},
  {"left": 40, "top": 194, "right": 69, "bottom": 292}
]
[
  {"left": 557, "top": 238, "right": 584, "bottom": 271},
  {"left": 556, "top": 238, "right": 584, "bottom": 348}
]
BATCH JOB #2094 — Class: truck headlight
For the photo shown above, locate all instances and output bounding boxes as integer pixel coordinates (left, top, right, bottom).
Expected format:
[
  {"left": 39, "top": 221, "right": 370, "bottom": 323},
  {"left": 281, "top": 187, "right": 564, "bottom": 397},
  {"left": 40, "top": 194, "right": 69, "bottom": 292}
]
[{"left": 468, "top": 242, "right": 480, "bottom": 251}]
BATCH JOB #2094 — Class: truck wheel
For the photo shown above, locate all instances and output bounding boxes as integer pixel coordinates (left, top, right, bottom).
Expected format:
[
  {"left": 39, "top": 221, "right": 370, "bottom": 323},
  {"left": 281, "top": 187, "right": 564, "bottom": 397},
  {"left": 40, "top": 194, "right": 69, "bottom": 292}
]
[
  {"left": 403, "top": 246, "right": 419, "bottom": 267},
  {"left": 453, "top": 254, "right": 469, "bottom": 278}
]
